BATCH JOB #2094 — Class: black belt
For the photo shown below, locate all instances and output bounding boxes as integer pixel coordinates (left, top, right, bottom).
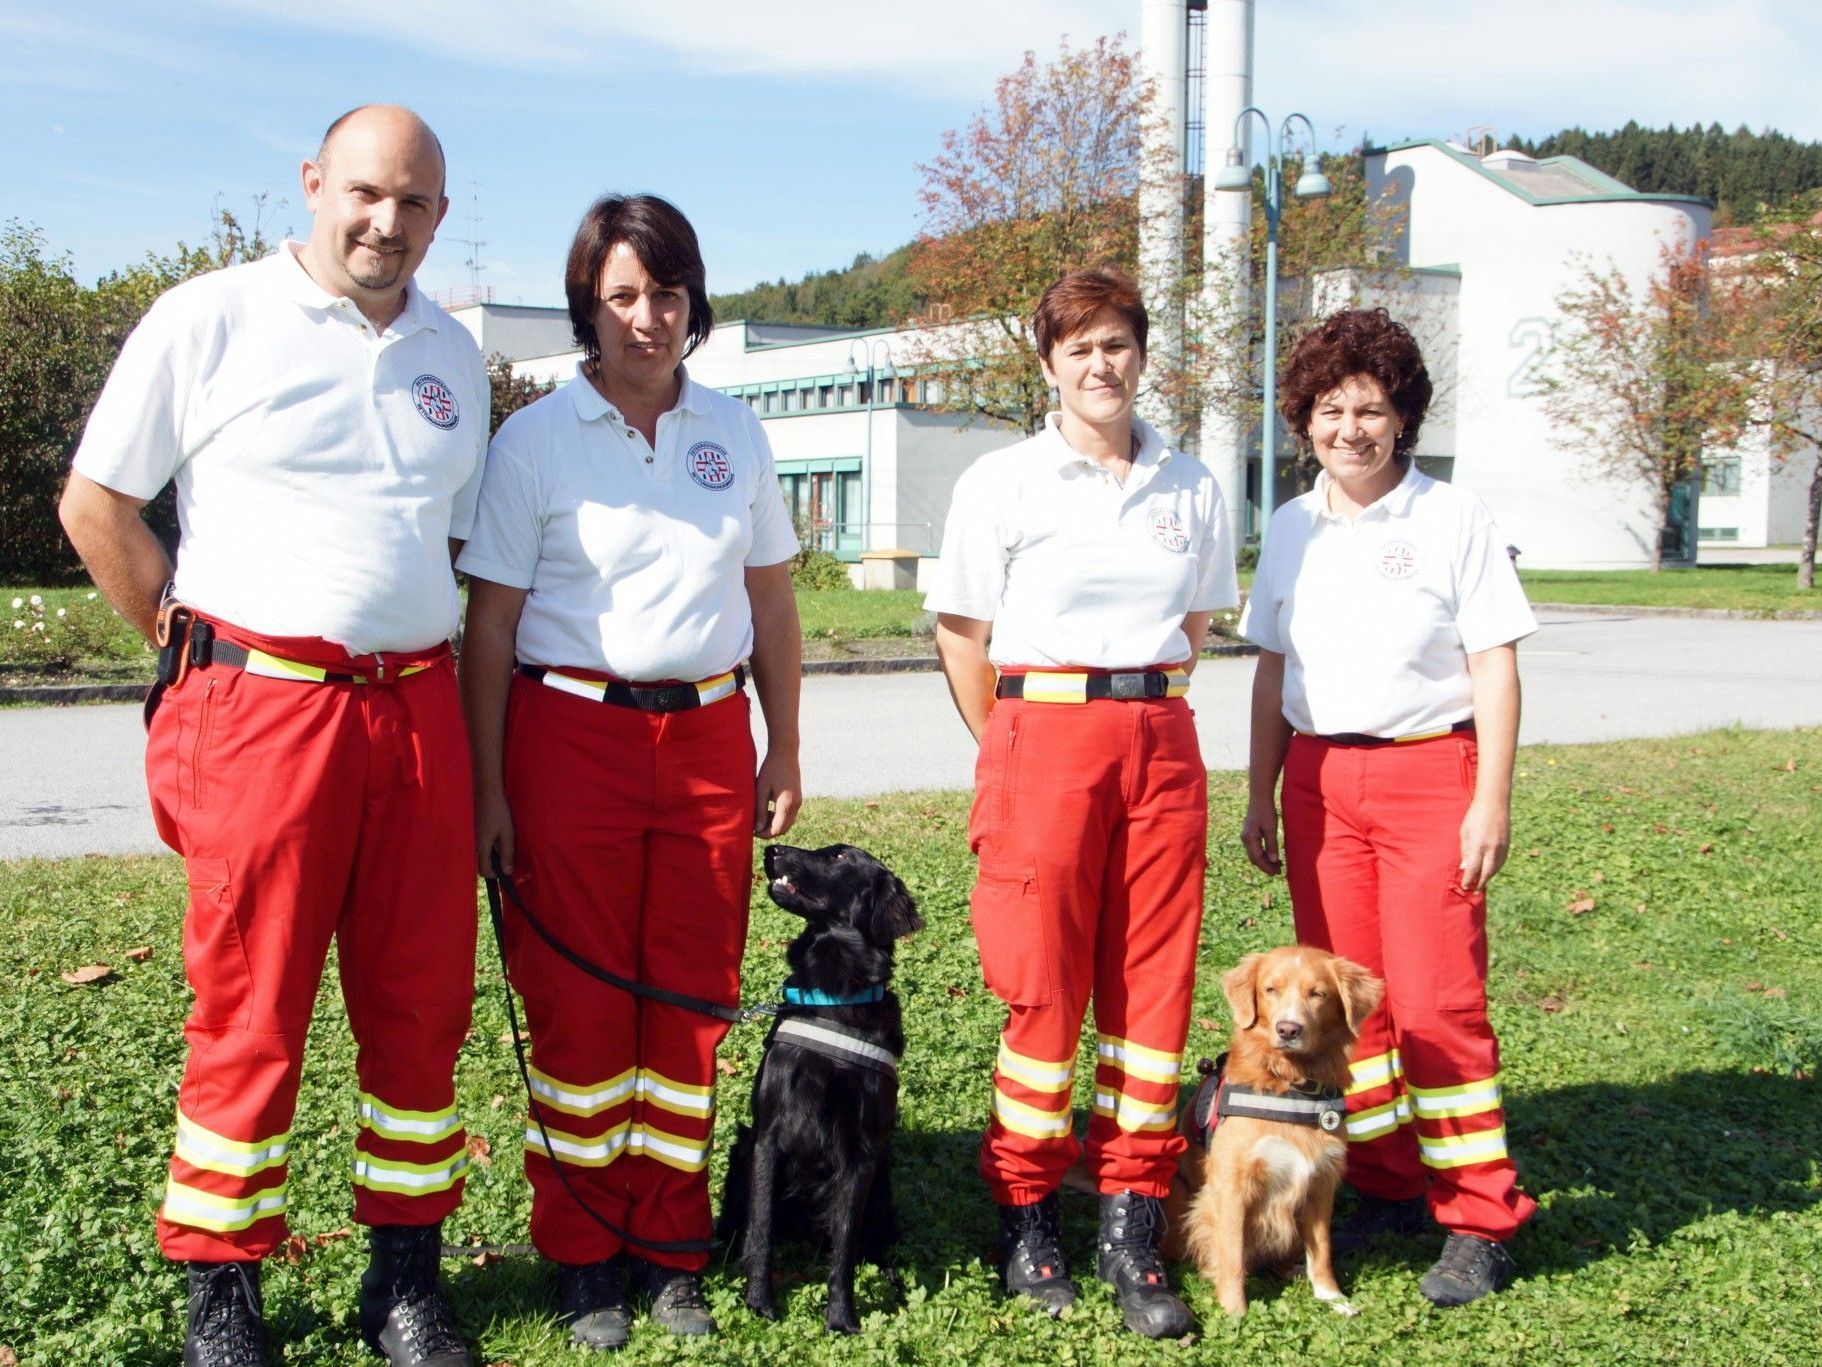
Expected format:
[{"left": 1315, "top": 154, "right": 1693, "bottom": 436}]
[
  {"left": 518, "top": 664, "right": 745, "bottom": 712},
  {"left": 995, "top": 668, "right": 1185, "bottom": 702},
  {"left": 1302, "top": 720, "right": 1475, "bottom": 748}
]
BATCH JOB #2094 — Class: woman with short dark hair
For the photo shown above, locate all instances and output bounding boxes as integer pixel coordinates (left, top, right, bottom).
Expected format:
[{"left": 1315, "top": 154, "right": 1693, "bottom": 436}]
[
  {"left": 458, "top": 193, "right": 802, "bottom": 1347},
  {"left": 1240, "top": 306, "right": 1537, "bottom": 1308},
  {"left": 927, "top": 267, "right": 1239, "bottom": 1340}
]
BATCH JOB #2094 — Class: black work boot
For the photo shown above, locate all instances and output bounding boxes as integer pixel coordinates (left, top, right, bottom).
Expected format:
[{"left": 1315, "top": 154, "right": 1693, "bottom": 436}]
[
  {"left": 1332, "top": 1194, "right": 1431, "bottom": 1257},
  {"left": 638, "top": 1260, "right": 717, "bottom": 1337},
  {"left": 1420, "top": 1232, "right": 1517, "bottom": 1307},
  {"left": 1095, "top": 1191, "right": 1193, "bottom": 1339},
  {"left": 557, "top": 1257, "right": 631, "bottom": 1351},
  {"left": 357, "top": 1223, "right": 471, "bottom": 1365},
  {"left": 184, "top": 1261, "right": 269, "bottom": 1366},
  {"left": 997, "top": 1193, "right": 1077, "bottom": 1316}
]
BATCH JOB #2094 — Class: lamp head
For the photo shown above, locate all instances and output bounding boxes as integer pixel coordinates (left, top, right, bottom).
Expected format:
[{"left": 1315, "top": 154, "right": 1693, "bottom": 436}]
[
  {"left": 1293, "top": 168, "right": 1332, "bottom": 199},
  {"left": 1215, "top": 147, "right": 1252, "bottom": 192}
]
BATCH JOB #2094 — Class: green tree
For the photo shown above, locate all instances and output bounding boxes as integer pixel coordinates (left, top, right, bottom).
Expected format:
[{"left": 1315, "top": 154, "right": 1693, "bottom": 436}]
[{"left": 486, "top": 354, "right": 554, "bottom": 437}]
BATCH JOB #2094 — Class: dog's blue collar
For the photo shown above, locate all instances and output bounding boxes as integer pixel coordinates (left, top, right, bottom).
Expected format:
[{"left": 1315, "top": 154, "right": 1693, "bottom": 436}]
[{"left": 780, "top": 983, "right": 885, "bottom": 1008}]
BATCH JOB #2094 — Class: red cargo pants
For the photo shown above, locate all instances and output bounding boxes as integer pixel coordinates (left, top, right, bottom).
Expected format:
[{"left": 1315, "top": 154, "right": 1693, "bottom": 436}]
[
  {"left": 1282, "top": 731, "right": 1537, "bottom": 1241},
  {"left": 146, "top": 621, "right": 476, "bottom": 1263},
  {"left": 500, "top": 671, "right": 756, "bottom": 1271},
  {"left": 968, "top": 690, "right": 1207, "bottom": 1206}
]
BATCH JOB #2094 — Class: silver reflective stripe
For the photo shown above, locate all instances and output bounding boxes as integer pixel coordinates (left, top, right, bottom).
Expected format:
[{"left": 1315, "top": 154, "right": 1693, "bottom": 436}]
[{"left": 775, "top": 1018, "right": 898, "bottom": 1073}]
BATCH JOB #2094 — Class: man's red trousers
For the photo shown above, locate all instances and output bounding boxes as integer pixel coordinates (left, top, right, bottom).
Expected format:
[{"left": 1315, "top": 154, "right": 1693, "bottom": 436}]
[
  {"left": 500, "top": 673, "right": 755, "bottom": 1271},
  {"left": 146, "top": 622, "right": 476, "bottom": 1263},
  {"left": 968, "top": 693, "right": 1207, "bottom": 1207},
  {"left": 1282, "top": 731, "right": 1537, "bottom": 1241}
]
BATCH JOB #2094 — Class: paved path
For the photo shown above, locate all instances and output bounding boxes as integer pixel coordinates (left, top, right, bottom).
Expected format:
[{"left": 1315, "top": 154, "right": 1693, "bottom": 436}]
[{"left": 4, "top": 611, "right": 1819, "bottom": 860}]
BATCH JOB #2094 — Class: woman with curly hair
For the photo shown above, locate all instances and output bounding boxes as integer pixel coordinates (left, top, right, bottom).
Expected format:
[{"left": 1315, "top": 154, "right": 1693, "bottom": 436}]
[{"left": 1238, "top": 307, "right": 1537, "bottom": 1308}]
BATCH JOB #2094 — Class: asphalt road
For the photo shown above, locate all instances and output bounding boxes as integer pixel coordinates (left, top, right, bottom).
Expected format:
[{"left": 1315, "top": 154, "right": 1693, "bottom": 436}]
[{"left": 3, "top": 610, "right": 1818, "bottom": 861}]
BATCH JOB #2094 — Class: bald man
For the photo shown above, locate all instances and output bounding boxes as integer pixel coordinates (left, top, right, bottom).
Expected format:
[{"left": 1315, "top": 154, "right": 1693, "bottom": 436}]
[{"left": 62, "top": 106, "right": 485, "bottom": 1367}]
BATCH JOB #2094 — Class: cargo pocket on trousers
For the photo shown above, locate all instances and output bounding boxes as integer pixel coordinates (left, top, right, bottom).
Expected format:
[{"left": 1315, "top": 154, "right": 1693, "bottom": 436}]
[
  {"left": 181, "top": 856, "right": 253, "bottom": 1030},
  {"left": 969, "top": 861, "right": 1054, "bottom": 1005}
]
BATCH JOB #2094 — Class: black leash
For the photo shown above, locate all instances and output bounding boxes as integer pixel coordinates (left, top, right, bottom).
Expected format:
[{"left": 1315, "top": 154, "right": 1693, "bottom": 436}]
[{"left": 484, "top": 862, "right": 744, "bottom": 1256}]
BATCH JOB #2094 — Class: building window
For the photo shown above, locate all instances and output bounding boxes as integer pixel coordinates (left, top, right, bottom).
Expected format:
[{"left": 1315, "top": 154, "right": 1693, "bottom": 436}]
[
  {"left": 819, "top": 384, "right": 835, "bottom": 409},
  {"left": 838, "top": 383, "right": 855, "bottom": 407},
  {"left": 763, "top": 391, "right": 778, "bottom": 413},
  {"left": 1697, "top": 526, "right": 1739, "bottom": 542},
  {"left": 1703, "top": 458, "right": 1741, "bottom": 494},
  {"left": 921, "top": 379, "right": 943, "bottom": 405}
]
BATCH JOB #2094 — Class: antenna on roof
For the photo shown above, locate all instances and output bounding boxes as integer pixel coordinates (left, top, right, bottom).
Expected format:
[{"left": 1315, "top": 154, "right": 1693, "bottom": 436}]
[{"left": 448, "top": 181, "right": 488, "bottom": 292}]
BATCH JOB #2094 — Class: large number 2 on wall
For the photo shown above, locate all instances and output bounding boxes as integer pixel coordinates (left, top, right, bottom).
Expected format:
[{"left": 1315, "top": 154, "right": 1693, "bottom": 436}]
[{"left": 1507, "top": 317, "right": 1552, "bottom": 399}]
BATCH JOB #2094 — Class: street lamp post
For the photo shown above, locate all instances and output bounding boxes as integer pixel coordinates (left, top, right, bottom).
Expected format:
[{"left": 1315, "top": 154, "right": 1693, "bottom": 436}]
[
  {"left": 845, "top": 338, "right": 895, "bottom": 555},
  {"left": 1214, "top": 109, "right": 1330, "bottom": 536}
]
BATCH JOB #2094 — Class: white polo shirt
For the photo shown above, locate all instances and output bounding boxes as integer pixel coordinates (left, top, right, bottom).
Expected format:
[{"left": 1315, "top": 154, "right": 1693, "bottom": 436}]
[
  {"left": 1240, "top": 463, "right": 1537, "bottom": 737},
  {"left": 924, "top": 414, "right": 1239, "bottom": 667},
  {"left": 456, "top": 364, "right": 799, "bottom": 681},
  {"left": 72, "top": 244, "right": 487, "bottom": 655}
]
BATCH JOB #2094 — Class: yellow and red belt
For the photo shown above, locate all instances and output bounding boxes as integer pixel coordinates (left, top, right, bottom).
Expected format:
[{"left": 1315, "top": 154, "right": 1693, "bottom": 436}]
[
  {"left": 1299, "top": 720, "right": 1476, "bottom": 748},
  {"left": 995, "top": 667, "right": 1190, "bottom": 704},
  {"left": 518, "top": 663, "right": 745, "bottom": 713}
]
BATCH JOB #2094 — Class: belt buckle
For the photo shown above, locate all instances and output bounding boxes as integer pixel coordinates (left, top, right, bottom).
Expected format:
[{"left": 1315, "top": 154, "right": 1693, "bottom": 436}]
[
  {"left": 645, "top": 684, "right": 694, "bottom": 712},
  {"left": 1109, "top": 671, "right": 1146, "bottom": 701}
]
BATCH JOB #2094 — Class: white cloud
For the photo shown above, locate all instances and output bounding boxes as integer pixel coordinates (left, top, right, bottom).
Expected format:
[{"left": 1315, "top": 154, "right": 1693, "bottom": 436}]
[{"left": 194, "top": 0, "right": 1127, "bottom": 99}]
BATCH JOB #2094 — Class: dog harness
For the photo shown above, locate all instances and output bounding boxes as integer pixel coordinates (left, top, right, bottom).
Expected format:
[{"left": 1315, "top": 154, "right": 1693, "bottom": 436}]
[
  {"left": 768, "top": 1016, "right": 900, "bottom": 1077},
  {"left": 1188, "top": 1055, "right": 1347, "bottom": 1147},
  {"left": 780, "top": 984, "right": 885, "bottom": 1007}
]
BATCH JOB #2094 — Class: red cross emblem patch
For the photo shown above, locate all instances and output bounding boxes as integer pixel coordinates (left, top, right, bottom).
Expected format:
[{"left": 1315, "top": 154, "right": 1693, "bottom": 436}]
[
  {"left": 687, "top": 441, "right": 734, "bottom": 490},
  {"left": 1149, "top": 510, "right": 1190, "bottom": 554},
  {"left": 411, "top": 374, "right": 459, "bottom": 430},
  {"left": 1378, "top": 540, "right": 1421, "bottom": 579}
]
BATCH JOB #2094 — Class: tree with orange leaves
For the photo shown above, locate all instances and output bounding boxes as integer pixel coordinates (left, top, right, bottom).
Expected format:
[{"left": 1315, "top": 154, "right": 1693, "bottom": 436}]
[
  {"left": 901, "top": 36, "right": 1142, "bottom": 435},
  {"left": 1541, "top": 240, "right": 1756, "bottom": 568}
]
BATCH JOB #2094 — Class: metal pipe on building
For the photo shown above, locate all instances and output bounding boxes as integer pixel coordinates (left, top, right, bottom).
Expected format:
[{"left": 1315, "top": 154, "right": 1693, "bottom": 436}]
[
  {"left": 1200, "top": 0, "right": 1254, "bottom": 544},
  {"left": 1137, "top": 0, "right": 1188, "bottom": 445}
]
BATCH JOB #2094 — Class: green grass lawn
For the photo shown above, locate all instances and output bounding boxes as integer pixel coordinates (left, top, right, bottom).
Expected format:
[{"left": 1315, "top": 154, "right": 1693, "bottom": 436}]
[
  {"left": 3, "top": 729, "right": 1818, "bottom": 1363},
  {"left": 1521, "top": 564, "right": 1818, "bottom": 613}
]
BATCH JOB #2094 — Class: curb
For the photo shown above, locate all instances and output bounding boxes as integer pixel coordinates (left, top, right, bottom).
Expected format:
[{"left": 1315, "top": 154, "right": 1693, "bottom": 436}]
[
  {"left": 1531, "top": 601, "right": 1822, "bottom": 622},
  {"left": 0, "top": 644, "right": 1264, "bottom": 704}
]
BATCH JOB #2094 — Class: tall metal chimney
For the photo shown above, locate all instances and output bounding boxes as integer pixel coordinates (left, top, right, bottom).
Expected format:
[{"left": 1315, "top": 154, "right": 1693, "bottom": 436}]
[
  {"left": 1137, "top": 0, "right": 1188, "bottom": 444},
  {"left": 1201, "top": 0, "right": 1255, "bottom": 545}
]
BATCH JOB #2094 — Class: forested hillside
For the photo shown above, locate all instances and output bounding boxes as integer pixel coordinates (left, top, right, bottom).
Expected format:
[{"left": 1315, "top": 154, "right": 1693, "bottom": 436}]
[
  {"left": 709, "top": 245, "right": 925, "bottom": 328},
  {"left": 1512, "top": 122, "right": 1822, "bottom": 223}
]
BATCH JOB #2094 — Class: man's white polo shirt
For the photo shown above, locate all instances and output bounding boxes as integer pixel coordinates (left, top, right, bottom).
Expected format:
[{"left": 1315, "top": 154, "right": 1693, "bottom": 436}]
[
  {"left": 456, "top": 364, "right": 799, "bottom": 682},
  {"left": 72, "top": 244, "right": 488, "bottom": 655},
  {"left": 924, "top": 414, "right": 1239, "bottom": 667},
  {"left": 1240, "top": 463, "right": 1537, "bottom": 738}
]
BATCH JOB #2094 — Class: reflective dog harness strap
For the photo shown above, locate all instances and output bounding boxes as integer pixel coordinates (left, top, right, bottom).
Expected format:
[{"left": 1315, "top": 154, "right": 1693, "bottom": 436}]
[
  {"left": 1216, "top": 1081, "right": 1347, "bottom": 1132},
  {"left": 769, "top": 1017, "right": 899, "bottom": 1077}
]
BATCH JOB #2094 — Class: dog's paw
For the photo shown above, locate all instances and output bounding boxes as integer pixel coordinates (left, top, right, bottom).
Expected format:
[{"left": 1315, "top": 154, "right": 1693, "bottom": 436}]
[
  {"left": 744, "top": 1286, "right": 779, "bottom": 1321},
  {"left": 1314, "top": 1289, "right": 1358, "bottom": 1317},
  {"left": 825, "top": 1309, "right": 862, "bottom": 1336},
  {"left": 1218, "top": 1294, "right": 1248, "bottom": 1318}
]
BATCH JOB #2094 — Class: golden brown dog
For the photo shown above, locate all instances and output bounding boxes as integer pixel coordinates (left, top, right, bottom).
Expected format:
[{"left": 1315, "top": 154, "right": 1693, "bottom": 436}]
[{"left": 1180, "top": 946, "right": 1382, "bottom": 1317}]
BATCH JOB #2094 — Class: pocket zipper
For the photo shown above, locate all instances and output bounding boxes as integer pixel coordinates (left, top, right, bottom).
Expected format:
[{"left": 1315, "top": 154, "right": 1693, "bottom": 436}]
[{"left": 192, "top": 677, "right": 217, "bottom": 807}]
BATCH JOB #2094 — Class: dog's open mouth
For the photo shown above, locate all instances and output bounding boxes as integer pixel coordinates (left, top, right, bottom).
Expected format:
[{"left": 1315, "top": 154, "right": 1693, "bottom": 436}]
[{"left": 770, "top": 875, "right": 798, "bottom": 898}]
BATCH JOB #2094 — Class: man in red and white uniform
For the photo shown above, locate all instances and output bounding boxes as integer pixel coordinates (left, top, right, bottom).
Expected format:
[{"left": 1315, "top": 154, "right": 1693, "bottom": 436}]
[
  {"left": 62, "top": 105, "right": 483, "bottom": 1367},
  {"left": 928, "top": 269, "right": 1237, "bottom": 1341}
]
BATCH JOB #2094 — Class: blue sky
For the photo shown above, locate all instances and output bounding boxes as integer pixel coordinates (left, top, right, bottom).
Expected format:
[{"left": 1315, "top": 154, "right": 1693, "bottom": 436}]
[{"left": 6, "top": 1, "right": 1821, "bottom": 306}]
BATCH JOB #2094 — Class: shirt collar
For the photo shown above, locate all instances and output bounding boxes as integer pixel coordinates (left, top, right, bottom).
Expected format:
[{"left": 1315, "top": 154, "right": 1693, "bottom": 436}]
[
  {"left": 272, "top": 241, "right": 436, "bottom": 336},
  {"left": 1314, "top": 457, "right": 1427, "bottom": 522},
  {"left": 566, "top": 360, "right": 706, "bottom": 422},
  {"left": 1042, "top": 411, "right": 1171, "bottom": 474}
]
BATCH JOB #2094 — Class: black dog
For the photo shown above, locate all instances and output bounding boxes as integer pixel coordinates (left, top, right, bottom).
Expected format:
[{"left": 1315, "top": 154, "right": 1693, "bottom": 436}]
[{"left": 717, "top": 843, "right": 922, "bottom": 1334}]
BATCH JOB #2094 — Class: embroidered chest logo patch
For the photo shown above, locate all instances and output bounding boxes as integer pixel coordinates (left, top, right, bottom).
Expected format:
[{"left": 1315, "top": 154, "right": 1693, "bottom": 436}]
[
  {"left": 410, "top": 374, "right": 459, "bottom": 430},
  {"left": 686, "top": 441, "right": 734, "bottom": 490},
  {"left": 1149, "top": 510, "right": 1190, "bottom": 554},
  {"left": 1378, "top": 539, "right": 1422, "bottom": 579}
]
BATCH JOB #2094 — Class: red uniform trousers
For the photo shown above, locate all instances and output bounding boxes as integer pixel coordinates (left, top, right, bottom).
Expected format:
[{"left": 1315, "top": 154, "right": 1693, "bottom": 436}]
[
  {"left": 501, "top": 671, "right": 755, "bottom": 1271},
  {"left": 1281, "top": 731, "right": 1537, "bottom": 1242},
  {"left": 146, "top": 621, "right": 476, "bottom": 1263},
  {"left": 968, "top": 691, "right": 1207, "bottom": 1206}
]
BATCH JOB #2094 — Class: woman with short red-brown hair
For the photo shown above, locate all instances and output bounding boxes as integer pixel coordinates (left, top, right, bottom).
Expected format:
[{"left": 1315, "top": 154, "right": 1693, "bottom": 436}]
[
  {"left": 927, "top": 267, "right": 1238, "bottom": 1340},
  {"left": 1240, "top": 307, "right": 1537, "bottom": 1308}
]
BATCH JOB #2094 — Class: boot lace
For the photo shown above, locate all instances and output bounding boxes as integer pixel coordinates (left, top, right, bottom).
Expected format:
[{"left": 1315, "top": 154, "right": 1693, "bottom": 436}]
[
  {"left": 1103, "top": 1195, "right": 1169, "bottom": 1286},
  {"left": 386, "top": 1287, "right": 466, "bottom": 1358},
  {"left": 1004, "top": 1200, "right": 1068, "bottom": 1281},
  {"left": 187, "top": 1264, "right": 266, "bottom": 1367}
]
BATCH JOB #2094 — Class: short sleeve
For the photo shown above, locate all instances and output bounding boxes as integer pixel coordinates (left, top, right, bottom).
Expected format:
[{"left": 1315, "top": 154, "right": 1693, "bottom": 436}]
[
  {"left": 922, "top": 461, "right": 1009, "bottom": 621},
  {"left": 1238, "top": 521, "right": 1287, "bottom": 653},
  {"left": 1453, "top": 502, "right": 1536, "bottom": 653},
  {"left": 71, "top": 292, "right": 196, "bottom": 500},
  {"left": 1189, "top": 475, "right": 1240, "bottom": 612},
  {"left": 454, "top": 416, "right": 545, "bottom": 591},
  {"left": 742, "top": 408, "right": 800, "bottom": 568}
]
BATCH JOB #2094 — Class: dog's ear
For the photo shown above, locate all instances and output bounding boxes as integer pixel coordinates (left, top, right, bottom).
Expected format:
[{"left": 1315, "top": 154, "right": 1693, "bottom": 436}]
[
  {"left": 1332, "top": 957, "right": 1384, "bottom": 1035},
  {"left": 868, "top": 873, "right": 923, "bottom": 945},
  {"left": 1222, "top": 955, "right": 1262, "bottom": 1030}
]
